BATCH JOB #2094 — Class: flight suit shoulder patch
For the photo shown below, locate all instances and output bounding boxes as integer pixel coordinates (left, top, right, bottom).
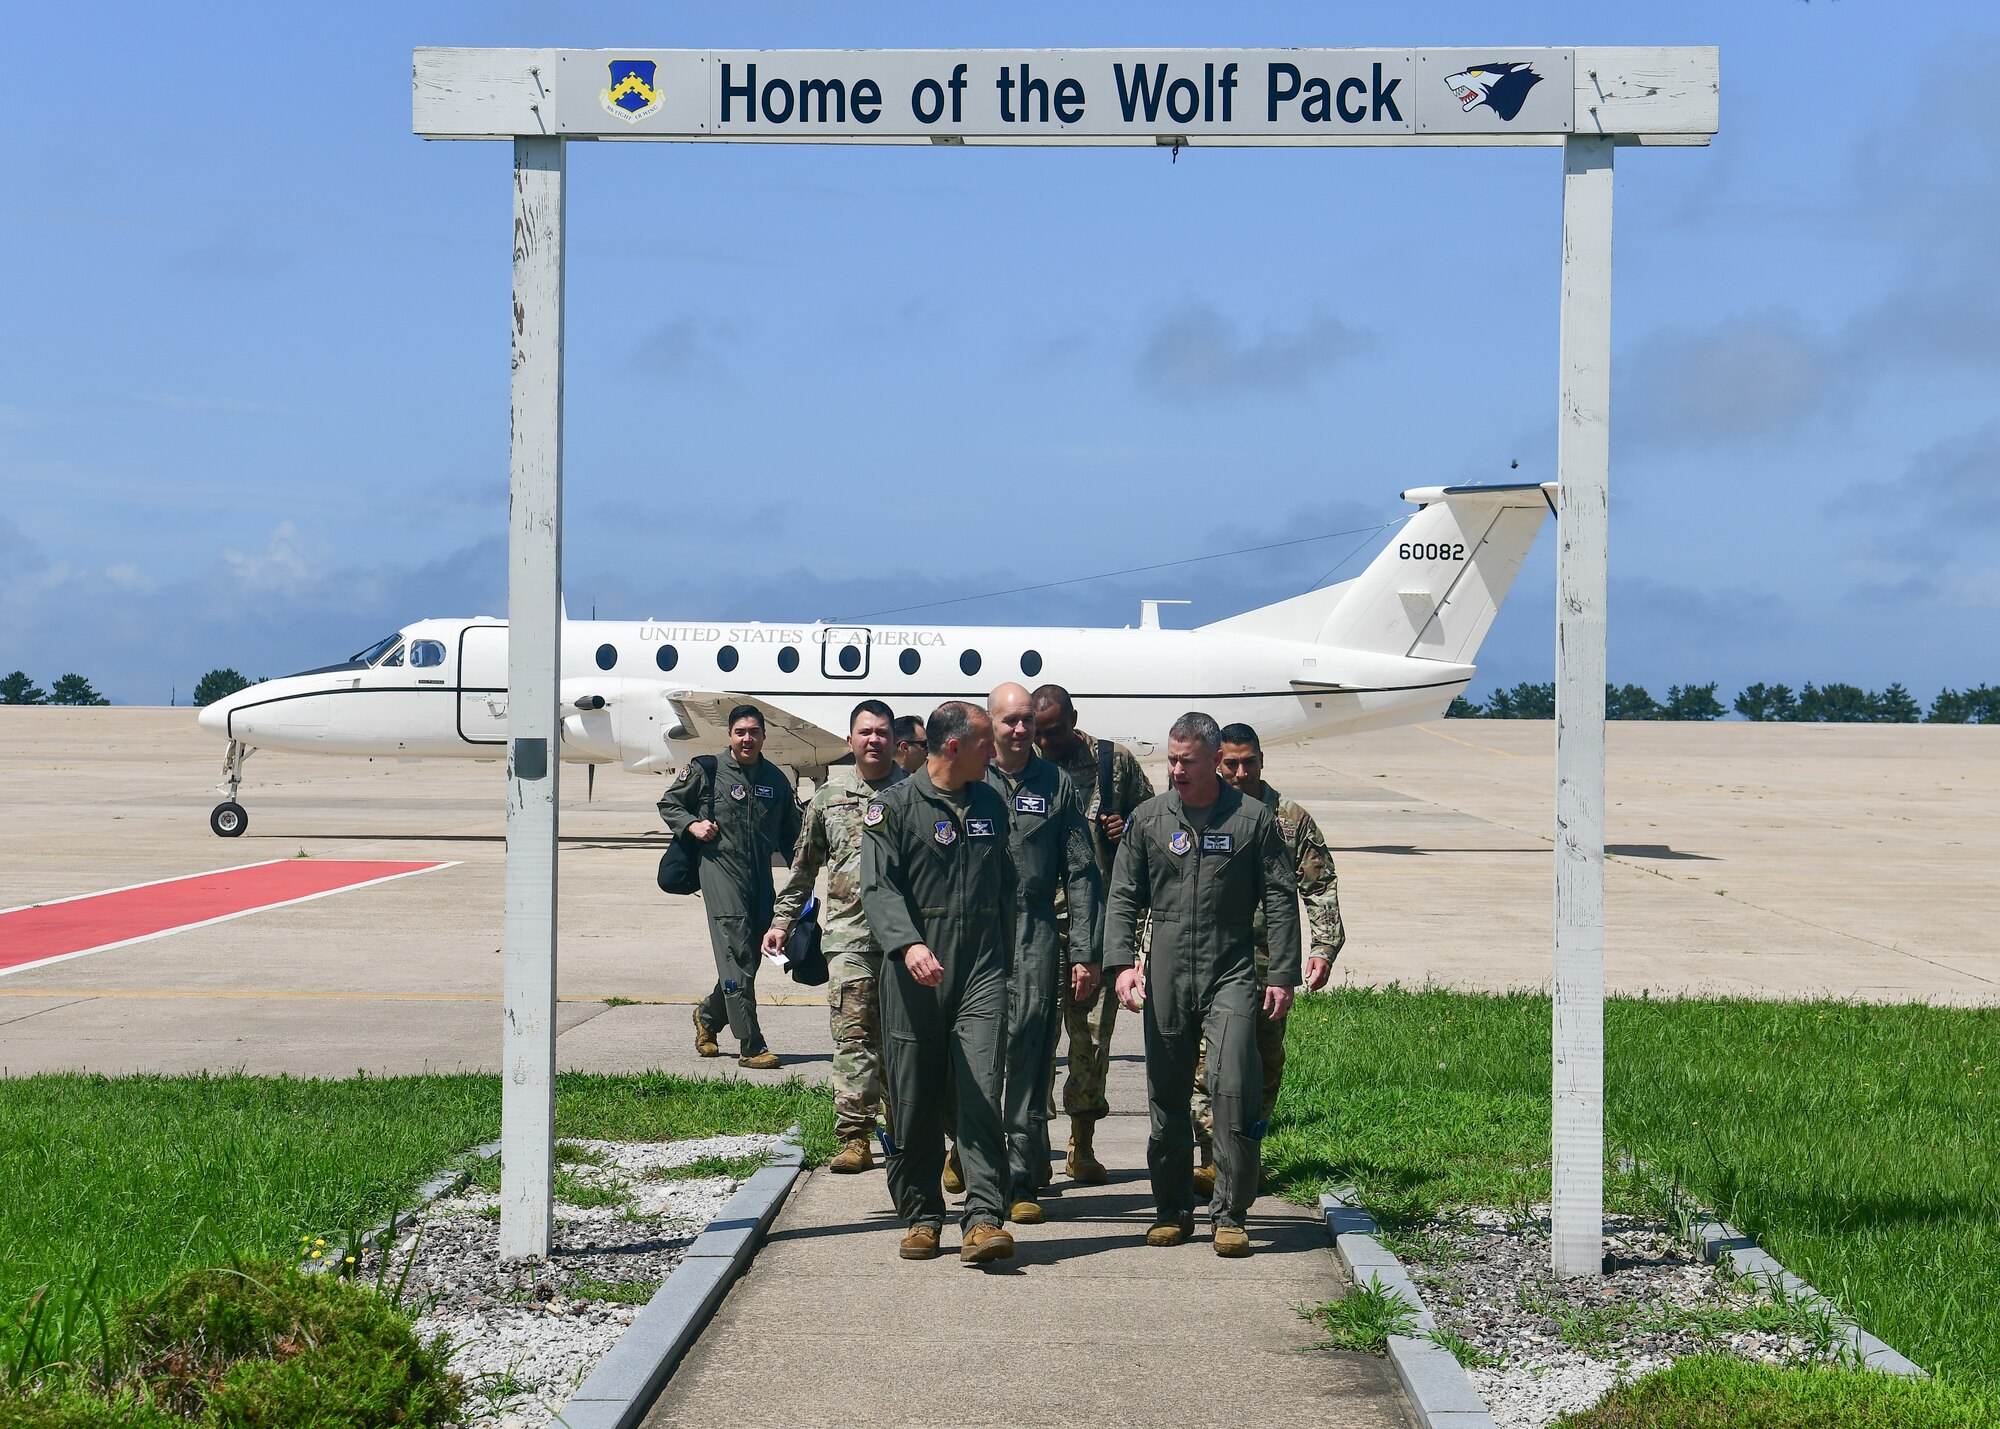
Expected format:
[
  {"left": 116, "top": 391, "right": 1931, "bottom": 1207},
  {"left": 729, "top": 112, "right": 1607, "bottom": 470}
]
[{"left": 863, "top": 801, "right": 885, "bottom": 826}]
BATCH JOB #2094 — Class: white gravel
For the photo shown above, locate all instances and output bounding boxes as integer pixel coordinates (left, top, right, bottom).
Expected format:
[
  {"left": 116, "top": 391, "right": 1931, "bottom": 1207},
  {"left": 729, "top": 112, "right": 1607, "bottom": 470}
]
[
  {"left": 1396, "top": 1207, "right": 1842, "bottom": 1429},
  {"left": 350, "top": 1133, "right": 784, "bottom": 1429}
]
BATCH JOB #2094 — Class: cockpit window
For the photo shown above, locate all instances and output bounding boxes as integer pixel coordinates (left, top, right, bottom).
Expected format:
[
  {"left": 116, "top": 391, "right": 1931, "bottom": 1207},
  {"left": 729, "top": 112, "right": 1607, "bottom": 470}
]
[
  {"left": 351, "top": 633, "right": 402, "bottom": 666},
  {"left": 410, "top": 640, "right": 447, "bottom": 669},
  {"left": 378, "top": 643, "right": 405, "bottom": 667}
]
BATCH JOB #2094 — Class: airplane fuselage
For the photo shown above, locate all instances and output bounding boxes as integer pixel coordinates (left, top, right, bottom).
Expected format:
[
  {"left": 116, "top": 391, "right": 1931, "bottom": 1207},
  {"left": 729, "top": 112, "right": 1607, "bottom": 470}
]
[{"left": 202, "top": 615, "right": 1474, "bottom": 771}]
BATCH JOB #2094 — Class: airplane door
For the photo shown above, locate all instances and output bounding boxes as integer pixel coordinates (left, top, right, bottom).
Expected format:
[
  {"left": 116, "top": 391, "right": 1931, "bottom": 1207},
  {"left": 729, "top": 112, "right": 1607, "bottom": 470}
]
[
  {"left": 457, "top": 624, "right": 508, "bottom": 745},
  {"left": 820, "top": 626, "right": 871, "bottom": 679}
]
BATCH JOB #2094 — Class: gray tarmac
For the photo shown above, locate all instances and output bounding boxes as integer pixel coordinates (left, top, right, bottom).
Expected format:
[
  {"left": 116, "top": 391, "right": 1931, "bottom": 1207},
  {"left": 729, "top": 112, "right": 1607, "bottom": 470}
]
[{"left": 1, "top": 710, "right": 1995, "bottom": 1078}]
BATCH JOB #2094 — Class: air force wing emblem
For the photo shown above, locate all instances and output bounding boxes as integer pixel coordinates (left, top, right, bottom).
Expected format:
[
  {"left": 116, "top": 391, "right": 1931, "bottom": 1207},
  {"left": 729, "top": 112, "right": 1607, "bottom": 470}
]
[
  {"left": 863, "top": 802, "right": 885, "bottom": 827},
  {"left": 1442, "top": 62, "right": 1542, "bottom": 122},
  {"left": 1169, "top": 830, "right": 1191, "bottom": 856},
  {"left": 934, "top": 820, "right": 958, "bottom": 846},
  {"left": 602, "top": 59, "right": 664, "bottom": 124}
]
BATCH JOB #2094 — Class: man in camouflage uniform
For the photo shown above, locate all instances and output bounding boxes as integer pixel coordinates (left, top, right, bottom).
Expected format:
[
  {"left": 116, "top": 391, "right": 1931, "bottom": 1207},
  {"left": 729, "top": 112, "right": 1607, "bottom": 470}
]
[
  {"left": 985, "top": 683, "right": 1102, "bottom": 1224},
  {"left": 765, "top": 700, "right": 903, "bottom": 1174},
  {"left": 1032, "top": 683, "right": 1153, "bottom": 1184},
  {"left": 1107, "top": 711, "right": 1300, "bottom": 1257},
  {"left": 892, "top": 715, "right": 929, "bottom": 775},
  {"left": 658, "top": 704, "right": 802, "bottom": 1069},
  {"left": 1191, "top": 723, "right": 1344, "bottom": 1193}
]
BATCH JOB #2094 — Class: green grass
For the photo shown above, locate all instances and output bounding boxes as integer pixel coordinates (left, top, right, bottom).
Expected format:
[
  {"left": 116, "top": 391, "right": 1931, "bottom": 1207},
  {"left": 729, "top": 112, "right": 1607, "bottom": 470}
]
[
  {"left": 1555, "top": 1356, "right": 2000, "bottom": 1427},
  {"left": 1270, "top": 989, "right": 2000, "bottom": 1384},
  {"left": 1305, "top": 1275, "right": 1420, "bottom": 1354},
  {"left": 0, "top": 1069, "right": 835, "bottom": 1382},
  {"left": 566, "top": 1275, "right": 658, "bottom": 1306}
]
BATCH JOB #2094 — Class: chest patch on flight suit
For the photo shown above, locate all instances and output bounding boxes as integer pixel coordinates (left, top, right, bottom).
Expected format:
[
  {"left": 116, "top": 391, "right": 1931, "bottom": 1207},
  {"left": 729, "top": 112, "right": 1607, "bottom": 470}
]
[
  {"left": 967, "top": 819, "right": 996, "bottom": 837},
  {"left": 1013, "top": 794, "right": 1047, "bottom": 815},
  {"left": 864, "top": 802, "right": 885, "bottom": 827},
  {"left": 755, "top": 785, "right": 774, "bottom": 799},
  {"left": 934, "top": 820, "right": 958, "bottom": 846},
  {"left": 1202, "top": 832, "right": 1235, "bottom": 853},
  {"left": 1169, "top": 830, "right": 1191, "bottom": 855},
  {"left": 729, "top": 784, "right": 747, "bottom": 801}
]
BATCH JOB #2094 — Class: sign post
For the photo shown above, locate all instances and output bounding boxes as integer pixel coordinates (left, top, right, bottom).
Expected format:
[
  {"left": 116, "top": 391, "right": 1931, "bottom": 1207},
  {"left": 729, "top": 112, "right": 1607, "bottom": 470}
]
[
  {"left": 498, "top": 134, "right": 565, "bottom": 1260},
  {"left": 414, "top": 45, "right": 1718, "bottom": 1272}
]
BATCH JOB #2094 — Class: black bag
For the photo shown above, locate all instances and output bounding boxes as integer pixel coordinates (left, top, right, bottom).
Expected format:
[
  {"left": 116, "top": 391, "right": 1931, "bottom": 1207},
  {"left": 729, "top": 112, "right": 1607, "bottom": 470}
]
[
  {"left": 656, "top": 755, "right": 718, "bottom": 895},
  {"left": 780, "top": 896, "right": 829, "bottom": 986}
]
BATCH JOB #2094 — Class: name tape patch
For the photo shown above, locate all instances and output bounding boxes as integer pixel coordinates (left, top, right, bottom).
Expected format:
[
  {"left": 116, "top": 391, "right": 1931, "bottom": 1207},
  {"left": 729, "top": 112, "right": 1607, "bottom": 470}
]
[
  {"left": 1014, "top": 794, "right": 1048, "bottom": 815},
  {"left": 755, "top": 785, "right": 774, "bottom": 799},
  {"left": 1202, "top": 832, "right": 1235, "bottom": 853},
  {"left": 967, "top": 818, "right": 996, "bottom": 837}
]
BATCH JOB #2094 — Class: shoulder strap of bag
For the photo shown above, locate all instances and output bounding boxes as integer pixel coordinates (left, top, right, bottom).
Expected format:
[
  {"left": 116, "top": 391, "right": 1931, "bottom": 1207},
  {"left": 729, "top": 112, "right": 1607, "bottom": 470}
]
[
  {"left": 697, "top": 754, "right": 718, "bottom": 822},
  {"left": 1097, "top": 738, "right": 1115, "bottom": 816}
]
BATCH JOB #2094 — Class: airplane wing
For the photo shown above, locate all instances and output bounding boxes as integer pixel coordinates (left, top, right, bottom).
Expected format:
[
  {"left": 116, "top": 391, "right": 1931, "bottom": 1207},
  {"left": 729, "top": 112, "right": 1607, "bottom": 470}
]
[{"left": 667, "top": 690, "right": 850, "bottom": 771}]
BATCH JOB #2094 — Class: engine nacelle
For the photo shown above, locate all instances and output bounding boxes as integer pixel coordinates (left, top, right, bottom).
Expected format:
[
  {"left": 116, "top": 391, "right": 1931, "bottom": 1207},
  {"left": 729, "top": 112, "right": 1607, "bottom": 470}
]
[{"left": 557, "top": 679, "right": 686, "bottom": 772}]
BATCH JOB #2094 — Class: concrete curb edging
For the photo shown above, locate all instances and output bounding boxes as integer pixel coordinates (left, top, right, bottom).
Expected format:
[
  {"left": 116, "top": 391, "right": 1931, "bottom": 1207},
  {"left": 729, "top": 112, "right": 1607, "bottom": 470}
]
[
  {"left": 1321, "top": 1190, "right": 1498, "bottom": 1429},
  {"left": 1686, "top": 1216, "right": 1927, "bottom": 1378},
  {"left": 554, "top": 1129, "right": 807, "bottom": 1429}
]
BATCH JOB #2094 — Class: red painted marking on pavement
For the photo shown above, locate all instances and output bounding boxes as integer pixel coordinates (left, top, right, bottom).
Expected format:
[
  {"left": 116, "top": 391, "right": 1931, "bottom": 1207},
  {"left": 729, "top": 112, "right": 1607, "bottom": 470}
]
[{"left": 0, "top": 860, "right": 454, "bottom": 976}]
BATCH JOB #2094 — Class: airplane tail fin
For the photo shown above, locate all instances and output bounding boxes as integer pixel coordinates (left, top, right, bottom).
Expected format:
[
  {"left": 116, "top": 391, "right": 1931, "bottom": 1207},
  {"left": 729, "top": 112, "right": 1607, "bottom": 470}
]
[{"left": 1312, "top": 483, "right": 1555, "bottom": 662}]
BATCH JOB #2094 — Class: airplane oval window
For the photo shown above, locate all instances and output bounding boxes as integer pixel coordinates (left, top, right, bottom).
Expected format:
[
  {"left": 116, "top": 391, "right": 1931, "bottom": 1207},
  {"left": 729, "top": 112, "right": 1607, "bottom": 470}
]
[
  {"left": 900, "top": 649, "right": 920, "bottom": 675},
  {"left": 778, "top": 646, "right": 800, "bottom": 673},
  {"left": 838, "top": 644, "right": 862, "bottom": 673},
  {"left": 1020, "top": 649, "right": 1043, "bottom": 677},
  {"left": 656, "top": 644, "right": 678, "bottom": 672},
  {"left": 960, "top": 649, "right": 981, "bottom": 677},
  {"left": 717, "top": 645, "right": 740, "bottom": 673},
  {"left": 595, "top": 643, "right": 618, "bottom": 671},
  {"left": 410, "top": 640, "right": 447, "bottom": 669}
]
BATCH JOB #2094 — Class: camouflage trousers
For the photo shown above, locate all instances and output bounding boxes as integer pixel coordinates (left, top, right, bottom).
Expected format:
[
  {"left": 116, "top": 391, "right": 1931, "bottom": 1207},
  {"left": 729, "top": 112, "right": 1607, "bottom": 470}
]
[
  {"left": 1193, "top": 950, "right": 1284, "bottom": 1151},
  {"left": 826, "top": 950, "right": 885, "bottom": 1142},
  {"left": 1052, "top": 905, "right": 1145, "bottom": 1123}
]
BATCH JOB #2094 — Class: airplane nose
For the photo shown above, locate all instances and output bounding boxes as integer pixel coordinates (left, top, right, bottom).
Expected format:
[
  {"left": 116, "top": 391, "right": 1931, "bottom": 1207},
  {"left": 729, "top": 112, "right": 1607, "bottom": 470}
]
[{"left": 197, "top": 701, "right": 227, "bottom": 735}]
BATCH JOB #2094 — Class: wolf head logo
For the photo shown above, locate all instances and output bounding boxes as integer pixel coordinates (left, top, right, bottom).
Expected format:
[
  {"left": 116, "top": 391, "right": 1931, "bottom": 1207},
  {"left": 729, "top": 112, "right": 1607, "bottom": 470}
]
[{"left": 1443, "top": 62, "right": 1543, "bottom": 122}]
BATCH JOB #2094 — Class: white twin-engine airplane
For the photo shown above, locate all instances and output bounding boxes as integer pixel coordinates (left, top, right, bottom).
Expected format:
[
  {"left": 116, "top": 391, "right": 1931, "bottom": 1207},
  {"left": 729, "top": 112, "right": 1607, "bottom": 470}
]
[{"left": 195, "top": 482, "right": 1555, "bottom": 836}]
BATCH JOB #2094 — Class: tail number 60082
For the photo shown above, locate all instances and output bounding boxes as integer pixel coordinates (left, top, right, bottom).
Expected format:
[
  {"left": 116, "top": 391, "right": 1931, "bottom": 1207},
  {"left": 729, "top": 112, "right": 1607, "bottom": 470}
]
[{"left": 1399, "top": 542, "right": 1465, "bottom": 561}]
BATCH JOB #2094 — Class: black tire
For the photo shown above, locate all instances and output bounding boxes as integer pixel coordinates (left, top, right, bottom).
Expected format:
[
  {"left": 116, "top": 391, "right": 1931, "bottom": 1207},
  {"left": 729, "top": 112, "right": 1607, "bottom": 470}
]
[{"left": 210, "top": 801, "right": 248, "bottom": 838}]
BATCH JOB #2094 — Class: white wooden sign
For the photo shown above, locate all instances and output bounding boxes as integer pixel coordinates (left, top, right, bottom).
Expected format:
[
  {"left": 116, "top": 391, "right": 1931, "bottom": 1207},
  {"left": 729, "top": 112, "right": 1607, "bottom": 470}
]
[
  {"left": 416, "top": 47, "right": 1717, "bottom": 145},
  {"left": 419, "top": 42, "right": 1717, "bottom": 1278}
]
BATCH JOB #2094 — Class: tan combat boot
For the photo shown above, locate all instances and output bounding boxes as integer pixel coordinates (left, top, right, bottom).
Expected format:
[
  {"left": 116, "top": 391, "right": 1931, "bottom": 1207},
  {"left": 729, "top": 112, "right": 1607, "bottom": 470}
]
[
  {"left": 1192, "top": 1161, "right": 1216, "bottom": 1199},
  {"left": 829, "top": 1138, "right": 873, "bottom": 1174},
  {"left": 1145, "top": 1214, "right": 1195, "bottom": 1247},
  {"left": 1007, "top": 1199, "right": 1045, "bottom": 1225},
  {"left": 899, "top": 1225, "right": 940, "bottom": 1260},
  {"left": 1065, "top": 1118, "right": 1108, "bottom": 1185},
  {"left": 960, "top": 1224, "right": 1016, "bottom": 1264},
  {"left": 692, "top": 1007, "right": 720, "bottom": 1059},
  {"left": 1213, "top": 1225, "right": 1252, "bottom": 1258},
  {"left": 941, "top": 1142, "right": 965, "bottom": 1194},
  {"left": 738, "top": 1050, "right": 782, "bottom": 1070}
]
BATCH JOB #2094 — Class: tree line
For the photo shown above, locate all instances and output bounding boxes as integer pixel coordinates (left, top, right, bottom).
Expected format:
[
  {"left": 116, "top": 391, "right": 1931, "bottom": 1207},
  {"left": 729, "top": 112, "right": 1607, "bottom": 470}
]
[
  {"left": 1449, "top": 681, "right": 1999, "bottom": 724},
  {"left": 1, "top": 669, "right": 259, "bottom": 707}
]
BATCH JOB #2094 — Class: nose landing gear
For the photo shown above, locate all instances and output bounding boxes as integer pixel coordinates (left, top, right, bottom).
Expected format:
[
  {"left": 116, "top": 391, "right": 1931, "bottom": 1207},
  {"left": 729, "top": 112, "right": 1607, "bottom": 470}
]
[{"left": 211, "top": 740, "right": 255, "bottom": 837}]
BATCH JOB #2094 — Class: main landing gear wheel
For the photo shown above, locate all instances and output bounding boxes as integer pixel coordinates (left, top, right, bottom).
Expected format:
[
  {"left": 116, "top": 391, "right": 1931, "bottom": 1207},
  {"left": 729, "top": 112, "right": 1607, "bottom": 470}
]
[{"left": 210, "top": 802, "right": 248, "bottom": 838}]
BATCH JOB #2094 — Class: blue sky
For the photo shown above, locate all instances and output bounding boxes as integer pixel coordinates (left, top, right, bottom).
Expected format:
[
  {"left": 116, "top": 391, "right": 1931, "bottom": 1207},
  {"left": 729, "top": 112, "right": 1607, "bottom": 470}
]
[{"left": 3, "top": 2, "right": 1996, "bottom": 706}]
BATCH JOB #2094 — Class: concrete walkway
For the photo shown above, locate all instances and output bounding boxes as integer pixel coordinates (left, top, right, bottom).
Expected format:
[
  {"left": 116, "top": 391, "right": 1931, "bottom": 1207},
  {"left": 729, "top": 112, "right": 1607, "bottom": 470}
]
[{"left": 644, "top": 1106, "right": 1412, "bottom": 1429}]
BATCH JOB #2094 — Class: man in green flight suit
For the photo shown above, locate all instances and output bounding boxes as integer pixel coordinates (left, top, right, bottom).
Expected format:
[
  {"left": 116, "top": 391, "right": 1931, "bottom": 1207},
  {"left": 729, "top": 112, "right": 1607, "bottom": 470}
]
[
  {"left": 764, "top": 699, "right": 903, "bottom": 1174},
  {"left": 1191, "top": 721, "right": 1344, "bottom": 1196},
  {"left": 1106, "top": 710, "right": 1300, "bottom": 1258},
  {"left": 1031, "top": 683, "right": 1153, "bottom": 1185},
  {"left": 860, "top": 701, "right": 1019, "bottom": 1265},
  {"left": 658, "top": 704, "right": 802, "bottom": 1070},
  {"left": 985, "top": 683, "right": 1103, "bottom": 1225}
]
